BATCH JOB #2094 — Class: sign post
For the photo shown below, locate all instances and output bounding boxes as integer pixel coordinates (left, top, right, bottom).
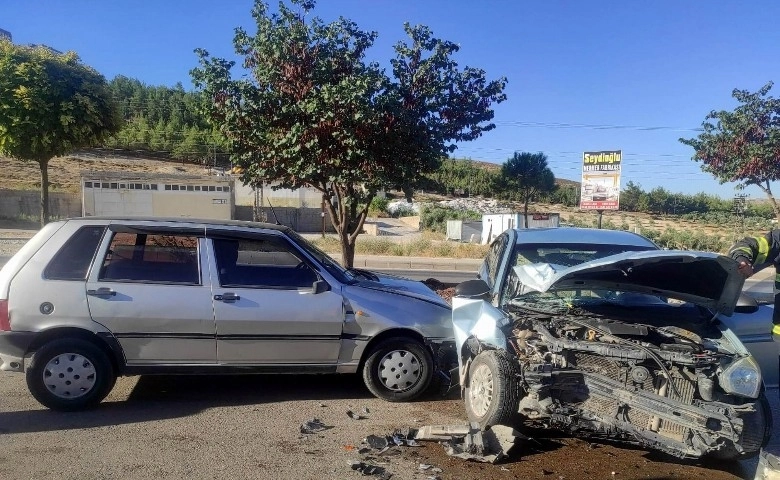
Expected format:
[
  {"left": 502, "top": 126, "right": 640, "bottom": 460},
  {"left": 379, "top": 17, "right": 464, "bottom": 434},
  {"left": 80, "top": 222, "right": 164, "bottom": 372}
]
[{"left": 579, "top": 151, "right": 622, "bottom": 227}]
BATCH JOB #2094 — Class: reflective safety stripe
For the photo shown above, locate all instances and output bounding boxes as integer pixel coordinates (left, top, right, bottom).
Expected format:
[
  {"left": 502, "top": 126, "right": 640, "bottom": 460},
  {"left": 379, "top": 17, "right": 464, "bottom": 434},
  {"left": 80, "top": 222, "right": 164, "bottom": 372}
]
[
  {"left": 756, "top": 236, "right": 770, "bottom": 265},
  {"left": 773, "top": 324, "right": 780, "bottom": 336}
]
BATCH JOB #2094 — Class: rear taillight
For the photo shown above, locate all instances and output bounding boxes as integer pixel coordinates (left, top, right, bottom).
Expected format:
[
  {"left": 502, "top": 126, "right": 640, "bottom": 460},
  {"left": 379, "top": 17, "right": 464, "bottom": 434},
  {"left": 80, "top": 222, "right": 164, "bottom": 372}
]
[{"left": 0, "top": 300, "right": 9, "bottom": 331}]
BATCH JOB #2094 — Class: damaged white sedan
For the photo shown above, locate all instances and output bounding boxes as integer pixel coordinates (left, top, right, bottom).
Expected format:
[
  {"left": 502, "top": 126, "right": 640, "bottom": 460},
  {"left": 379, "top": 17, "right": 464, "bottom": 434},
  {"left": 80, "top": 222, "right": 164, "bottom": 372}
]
[{"left": 453, "top": 227, "right": 772, "bottom": 460}]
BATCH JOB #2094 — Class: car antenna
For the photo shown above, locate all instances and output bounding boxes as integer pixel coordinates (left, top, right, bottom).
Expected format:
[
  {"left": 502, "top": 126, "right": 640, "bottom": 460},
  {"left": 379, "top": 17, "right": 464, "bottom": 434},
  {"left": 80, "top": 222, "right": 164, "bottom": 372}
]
[{"left": 266, "top": 197, "right": 282, "bottom": 225}]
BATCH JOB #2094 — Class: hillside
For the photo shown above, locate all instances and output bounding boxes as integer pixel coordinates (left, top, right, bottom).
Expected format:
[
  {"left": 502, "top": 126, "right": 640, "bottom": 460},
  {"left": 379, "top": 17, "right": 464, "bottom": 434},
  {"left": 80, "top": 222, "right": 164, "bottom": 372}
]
[{"left": 0, "top": 155, "right": 209, "bottom": 194}]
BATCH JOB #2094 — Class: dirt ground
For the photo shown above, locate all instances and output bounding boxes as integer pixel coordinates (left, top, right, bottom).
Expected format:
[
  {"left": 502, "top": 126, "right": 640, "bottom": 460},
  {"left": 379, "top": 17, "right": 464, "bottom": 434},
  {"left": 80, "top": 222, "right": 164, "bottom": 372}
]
[{"left": 0, "top": 154, "right": 208, "bottom": 193}]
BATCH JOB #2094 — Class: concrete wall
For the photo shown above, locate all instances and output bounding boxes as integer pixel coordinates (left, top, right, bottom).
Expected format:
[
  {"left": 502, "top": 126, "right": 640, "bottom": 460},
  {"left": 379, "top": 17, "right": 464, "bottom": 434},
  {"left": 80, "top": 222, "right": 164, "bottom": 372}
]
[
  {"left": 234, "top": 206, "right": 335, "bottom": 233},
  {"left": 0, "top": 189, "right": 81, "bottom": 219}
]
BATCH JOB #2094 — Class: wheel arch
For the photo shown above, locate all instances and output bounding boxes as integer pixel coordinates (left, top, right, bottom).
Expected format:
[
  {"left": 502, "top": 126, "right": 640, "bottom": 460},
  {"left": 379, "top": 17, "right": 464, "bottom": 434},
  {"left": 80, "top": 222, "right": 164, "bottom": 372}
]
[
  {"left": 26, "top": 327, "right": 123, "bottom": 374},
  {"left": 357, "top": 328, "right": 431, "bottom": 373}
]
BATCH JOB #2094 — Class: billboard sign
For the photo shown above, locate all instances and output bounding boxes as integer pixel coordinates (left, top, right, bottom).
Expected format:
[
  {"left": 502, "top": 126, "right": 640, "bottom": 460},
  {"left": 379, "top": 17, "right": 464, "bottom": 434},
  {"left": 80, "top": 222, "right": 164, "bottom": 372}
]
[{"left": 579, "top": 150, "right": 621, "bottom": 210}]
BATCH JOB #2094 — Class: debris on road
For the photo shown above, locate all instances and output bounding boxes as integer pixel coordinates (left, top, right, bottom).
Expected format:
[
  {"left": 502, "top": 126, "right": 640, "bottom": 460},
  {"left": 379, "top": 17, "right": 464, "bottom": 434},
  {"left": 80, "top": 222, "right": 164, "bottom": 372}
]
[
  {"left": 299, "top": 418, "right": 329, "bottom": 434},
  {"left": 349, "top": 460, "right": 391, "bottom": 479},
  {"left": 415, "top": 423, "right": 524, "bottom": 464},
  {"left": 347, "top": 409, "right": 367, "bottom": 420}
]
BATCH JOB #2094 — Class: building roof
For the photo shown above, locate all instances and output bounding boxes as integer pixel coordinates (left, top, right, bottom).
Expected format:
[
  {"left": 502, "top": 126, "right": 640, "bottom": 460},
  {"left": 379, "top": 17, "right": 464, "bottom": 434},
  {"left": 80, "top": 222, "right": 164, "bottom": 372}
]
[{"left": 80, "top": 170, "right": 233, "bottom": 182}]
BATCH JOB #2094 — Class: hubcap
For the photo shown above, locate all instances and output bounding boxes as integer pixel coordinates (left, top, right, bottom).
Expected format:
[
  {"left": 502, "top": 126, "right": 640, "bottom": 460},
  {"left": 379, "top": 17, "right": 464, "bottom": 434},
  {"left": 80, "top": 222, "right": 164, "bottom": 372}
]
[
  {"left": 469, "top": 363, "right": 494, "bottom": 417},
  {"left": 42, "top": 353, "right": 97, "bottom": 399},
  {"left": 378, "top": 349, "right": 422, "bottom": 392}
]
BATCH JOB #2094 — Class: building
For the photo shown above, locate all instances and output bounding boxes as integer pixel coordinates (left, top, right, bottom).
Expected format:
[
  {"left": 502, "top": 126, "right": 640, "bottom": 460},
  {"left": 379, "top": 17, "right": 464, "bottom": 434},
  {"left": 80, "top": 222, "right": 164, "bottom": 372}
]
[{"left": 81, "top": 171, "right": 234, "bottom": 219}]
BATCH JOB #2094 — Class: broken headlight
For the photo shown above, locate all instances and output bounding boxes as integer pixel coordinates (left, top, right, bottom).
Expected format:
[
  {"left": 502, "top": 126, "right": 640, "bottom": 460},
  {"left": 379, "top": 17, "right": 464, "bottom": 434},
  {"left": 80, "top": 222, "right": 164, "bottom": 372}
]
[{"left": 718, "top": 356, "right": 762, "bottom": 399}]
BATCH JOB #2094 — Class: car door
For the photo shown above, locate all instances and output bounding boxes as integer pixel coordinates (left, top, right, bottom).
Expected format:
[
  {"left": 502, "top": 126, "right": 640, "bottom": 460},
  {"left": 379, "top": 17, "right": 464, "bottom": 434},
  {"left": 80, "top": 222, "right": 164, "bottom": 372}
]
[
  {"left": 86, "top": 224, "right": 217, "bottom": 365},
  {"left": 207, "top": 229, "right": 344, "bottom": 368}
]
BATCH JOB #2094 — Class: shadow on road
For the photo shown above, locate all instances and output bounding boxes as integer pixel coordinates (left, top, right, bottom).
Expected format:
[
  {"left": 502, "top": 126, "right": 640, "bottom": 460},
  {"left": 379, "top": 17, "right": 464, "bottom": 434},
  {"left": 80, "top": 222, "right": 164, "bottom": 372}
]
[{"left": 0, "top": 373, "right": 380, "bottom": 434}]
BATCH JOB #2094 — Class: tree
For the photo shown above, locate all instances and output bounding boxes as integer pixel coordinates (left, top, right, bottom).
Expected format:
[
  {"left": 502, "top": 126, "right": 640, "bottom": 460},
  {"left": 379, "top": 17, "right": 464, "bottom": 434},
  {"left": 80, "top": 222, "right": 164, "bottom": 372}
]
[
  {"left": 495, "top": 152, "right": 556, "bottom": 222},
  {"left": 191, "top": 0, "right": 506, "bottom": 267},
  {"left": 680, "top": 82, "right": 780, "bottom": 220},
  {"left": 0, "top": 40, "right": 119, "bottom": 225}
]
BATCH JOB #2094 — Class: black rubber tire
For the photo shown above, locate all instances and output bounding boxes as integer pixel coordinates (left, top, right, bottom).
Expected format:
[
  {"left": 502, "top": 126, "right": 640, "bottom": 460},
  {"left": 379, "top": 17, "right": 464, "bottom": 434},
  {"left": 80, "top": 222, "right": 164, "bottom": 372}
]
[
  {"left": 26, "top": 338, "right": 115, "bottom": 411},
  {"left": 707, "top": 392, "right": 772, "bottom": 461},
  {"left": 362, "top": 337, "right": 434, "bottom": 402},
  {"left": 464, "top": 349, "right": 522, "bottom": 429}
]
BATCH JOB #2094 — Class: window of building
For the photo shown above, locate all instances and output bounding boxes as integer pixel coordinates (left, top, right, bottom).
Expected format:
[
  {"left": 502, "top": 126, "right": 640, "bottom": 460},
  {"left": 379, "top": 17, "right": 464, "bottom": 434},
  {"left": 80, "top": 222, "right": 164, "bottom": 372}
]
[
  {"left": 84, "top": 182, "right": 93, "bottom": 188},
  {"left": 110, "top": 183, "right": 118, "bottom": 189}
]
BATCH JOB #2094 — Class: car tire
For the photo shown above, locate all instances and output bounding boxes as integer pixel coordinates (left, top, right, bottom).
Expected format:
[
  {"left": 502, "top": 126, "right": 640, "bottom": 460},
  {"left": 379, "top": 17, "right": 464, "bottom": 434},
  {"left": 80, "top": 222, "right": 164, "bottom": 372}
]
[
  {"left": 362, "top": 337, "right": 434, "bottom": 402},
  {"left": 707, "top": 392, "right": 772, "bottom": 461},
  {"left": 464, "top": 349, "right": 522, "bottom": 429},
  {"left": 26, "top": 338, "right": 115, "bottom": 411}
]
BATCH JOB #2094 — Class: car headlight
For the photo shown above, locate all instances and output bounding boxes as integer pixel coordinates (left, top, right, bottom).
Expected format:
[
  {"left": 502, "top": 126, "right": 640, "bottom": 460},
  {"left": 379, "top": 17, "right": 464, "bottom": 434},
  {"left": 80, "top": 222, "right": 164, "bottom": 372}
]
[{"left": 718, "top": 356, "right": 762, "bottom": 399}]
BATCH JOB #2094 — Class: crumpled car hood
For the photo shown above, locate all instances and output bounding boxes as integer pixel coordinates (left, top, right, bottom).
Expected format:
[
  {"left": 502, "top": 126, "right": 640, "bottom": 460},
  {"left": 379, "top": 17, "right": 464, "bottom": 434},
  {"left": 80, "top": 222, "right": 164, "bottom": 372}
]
[
  {"left": 514, "top": 250, "right": 745, "bottom": 316},
  {"left": 356, "top": 272, "right": 450, "bottom": 308}
]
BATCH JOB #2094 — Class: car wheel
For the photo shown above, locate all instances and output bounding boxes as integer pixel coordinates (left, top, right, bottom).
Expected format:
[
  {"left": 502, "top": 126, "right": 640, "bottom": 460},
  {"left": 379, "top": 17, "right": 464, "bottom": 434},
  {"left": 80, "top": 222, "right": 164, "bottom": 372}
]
[
  {"left": 362, "top": 337, "right": 434, "bottom": 402},
  {"left": 464, "top": 349, "right": 522, "bottom": 429},
  {"left": 707, "top": 393, "right": 772, "bottom": 461},
  {"left": 26, "top": 338, "right": 115, "bottom": 411}
]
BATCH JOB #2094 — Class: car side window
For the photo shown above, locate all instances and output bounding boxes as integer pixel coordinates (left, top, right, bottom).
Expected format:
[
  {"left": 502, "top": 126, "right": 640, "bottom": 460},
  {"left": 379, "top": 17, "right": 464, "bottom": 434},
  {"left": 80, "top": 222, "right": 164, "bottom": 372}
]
[
  {"left": 213, "top": 236, "right": 317, "bottom": 289},
  {"left": 99, "top": 232, "right": 200, "bottom": 284},
  {"left": 44, "top": 226, "right": 106, "bottom": 280}
]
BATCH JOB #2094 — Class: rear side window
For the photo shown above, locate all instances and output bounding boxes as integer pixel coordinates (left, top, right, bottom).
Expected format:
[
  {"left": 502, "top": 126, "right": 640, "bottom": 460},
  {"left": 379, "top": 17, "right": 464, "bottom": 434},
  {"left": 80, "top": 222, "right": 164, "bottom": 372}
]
[
  {"left": 100, "top": 233, "right": 200, "bottom": 284},
  {"left": 44, "top": 226, "right": 106, "bottom": 280}
]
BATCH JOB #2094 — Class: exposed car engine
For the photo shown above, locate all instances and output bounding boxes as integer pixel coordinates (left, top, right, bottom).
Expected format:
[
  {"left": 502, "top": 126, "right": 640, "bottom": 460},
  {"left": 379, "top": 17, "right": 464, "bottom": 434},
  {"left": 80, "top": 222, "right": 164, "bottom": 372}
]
[{"left": 495, "top": 302, "right": 770, "bottom": 459}]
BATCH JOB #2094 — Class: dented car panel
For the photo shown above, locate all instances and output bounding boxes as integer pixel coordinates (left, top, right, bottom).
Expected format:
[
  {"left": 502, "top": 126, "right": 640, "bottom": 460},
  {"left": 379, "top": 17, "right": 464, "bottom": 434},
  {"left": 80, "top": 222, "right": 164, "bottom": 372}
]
[
  {"left": 456, "top": 227, "right": 772, "bottom": 460},
  {"left": 0, "top": 217, "right": 455, "bottom": 410}
]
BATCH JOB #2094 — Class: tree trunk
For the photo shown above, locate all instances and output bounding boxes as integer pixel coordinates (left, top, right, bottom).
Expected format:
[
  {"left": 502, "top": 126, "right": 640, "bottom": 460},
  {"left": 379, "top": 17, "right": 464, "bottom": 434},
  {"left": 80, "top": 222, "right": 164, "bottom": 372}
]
[
  {"left": 339, "top": 229, "right": 356, "bottom": 268},
  {"left": 39, "top": 159, "right": 50, "bottom": 226},
  {"left": 523, "top": 197, "right": 530, "bottom": 228}
]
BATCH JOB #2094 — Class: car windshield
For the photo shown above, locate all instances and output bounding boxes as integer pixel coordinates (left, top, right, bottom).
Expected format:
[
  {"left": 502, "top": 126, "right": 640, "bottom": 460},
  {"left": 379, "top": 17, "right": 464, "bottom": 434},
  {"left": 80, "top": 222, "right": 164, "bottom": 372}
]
[
  {"left": 501, "top": 242, "right": 659, "bottom": 310},
  {"left": 286, "top": 230, "right": 357, "bottom": 283}
]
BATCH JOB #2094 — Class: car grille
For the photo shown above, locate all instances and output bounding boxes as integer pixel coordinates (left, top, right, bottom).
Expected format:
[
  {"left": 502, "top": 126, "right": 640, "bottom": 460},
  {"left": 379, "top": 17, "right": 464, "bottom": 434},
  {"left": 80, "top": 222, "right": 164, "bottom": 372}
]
[{"left": 573, "top": 353, "right": 696, "bottom": 441}]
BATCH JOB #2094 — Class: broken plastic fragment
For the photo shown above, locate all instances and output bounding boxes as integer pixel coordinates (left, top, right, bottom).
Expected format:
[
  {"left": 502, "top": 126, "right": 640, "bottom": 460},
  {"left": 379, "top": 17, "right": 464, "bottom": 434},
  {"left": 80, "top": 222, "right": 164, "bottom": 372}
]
[
  {"left": 348, "top": 461, "right": 391, "bottom": 478},
  {"left": 299, "top": 418, "right": 329, "bottom": 434},
  {"left": 347, "top": 409, "right": 366, "bottom": 420},
  {"left": 365, "top": 435, "right": 390, "bottom": 450}
]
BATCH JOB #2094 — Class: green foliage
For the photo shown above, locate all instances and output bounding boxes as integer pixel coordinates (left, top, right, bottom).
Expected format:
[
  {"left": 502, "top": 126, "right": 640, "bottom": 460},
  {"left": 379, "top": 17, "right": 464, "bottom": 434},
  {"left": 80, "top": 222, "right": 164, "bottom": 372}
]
[
  {"left": 368, "top": 196, "right": 389, "bottom": 216},
  {"left": 423, "top": 158, "right": 499, "bottom": 196},
  {"left": 0, "top": 40, "right": 120, "bottom": 224},
  {"left": 420, "top": 205, "right": 481, "bottom": 233},
  {"left": 680, "top": 82, "right": 780, "bottom": 220},
  {"left": 191, "top": 0, "right": 506, "bottom": 267},
  {"left": 103, "top": 76, "right": 229, "bottom": 163},
  {"left": 494, "top": 152, "right": 557, "bottom": 217}
]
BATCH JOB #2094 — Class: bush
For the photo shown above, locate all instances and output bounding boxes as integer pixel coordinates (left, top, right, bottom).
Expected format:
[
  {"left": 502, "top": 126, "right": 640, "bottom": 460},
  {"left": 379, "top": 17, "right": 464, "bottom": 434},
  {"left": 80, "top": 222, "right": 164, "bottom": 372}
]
[
  {"left": 369, "top": 196, "right": 389, "bottom": 216},
  {"left": 420, "top": 205, "right": 481, "bottom": 234}
]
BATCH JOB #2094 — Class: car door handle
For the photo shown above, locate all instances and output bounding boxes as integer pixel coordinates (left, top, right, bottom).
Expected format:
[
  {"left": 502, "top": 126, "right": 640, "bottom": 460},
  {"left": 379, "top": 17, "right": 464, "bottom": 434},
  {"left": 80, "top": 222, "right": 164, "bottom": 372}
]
[
  {"left": 214, "top": 292, "right": 240, "bottom": 302},
  {"left": 87, "top": 287, "right": 117, "bottom": 297}
]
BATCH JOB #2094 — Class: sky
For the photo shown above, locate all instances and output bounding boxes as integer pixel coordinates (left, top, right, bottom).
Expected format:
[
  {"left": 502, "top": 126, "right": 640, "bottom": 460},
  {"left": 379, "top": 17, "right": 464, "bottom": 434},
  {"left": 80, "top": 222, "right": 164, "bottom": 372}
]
[{"left": 4, "top": 1, "right": 780, "bottom": 199}]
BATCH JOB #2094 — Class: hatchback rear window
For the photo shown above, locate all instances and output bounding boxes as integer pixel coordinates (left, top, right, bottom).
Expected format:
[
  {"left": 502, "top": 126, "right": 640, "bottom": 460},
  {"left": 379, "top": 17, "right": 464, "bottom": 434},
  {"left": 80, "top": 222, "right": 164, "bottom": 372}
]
[{"left": 44, "top": 226, "right": 106, "bottom": 280}]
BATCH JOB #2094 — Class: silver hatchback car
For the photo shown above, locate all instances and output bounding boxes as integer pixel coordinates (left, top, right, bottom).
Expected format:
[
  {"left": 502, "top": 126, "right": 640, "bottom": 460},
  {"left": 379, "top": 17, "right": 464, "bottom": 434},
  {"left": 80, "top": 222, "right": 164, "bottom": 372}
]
[{"left": 0, "top": 218, "right": 453, "bottom": 410}]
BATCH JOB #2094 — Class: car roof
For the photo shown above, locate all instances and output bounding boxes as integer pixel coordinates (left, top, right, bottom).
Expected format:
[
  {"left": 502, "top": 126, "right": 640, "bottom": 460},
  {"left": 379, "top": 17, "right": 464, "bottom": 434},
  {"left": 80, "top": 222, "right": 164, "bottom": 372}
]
[
  {"left": 512, "top": 227, "right": 658, "bottom": 248},
  {"left": 63, "top": 216, "right": 292, "bottom": 233}
]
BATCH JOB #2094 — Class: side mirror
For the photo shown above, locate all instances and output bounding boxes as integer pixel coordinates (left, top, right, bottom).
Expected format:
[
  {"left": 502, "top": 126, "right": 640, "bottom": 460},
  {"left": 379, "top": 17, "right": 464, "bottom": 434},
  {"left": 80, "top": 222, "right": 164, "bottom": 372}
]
[
  {"left": 455, "top": 279, "right": 491, "bottom": 300},
  {"left": 733, "top": 293, "right": 759, "bottom": 314},
  {"left": 312, "top": 280, "right": 330, "bottom": 295}
]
